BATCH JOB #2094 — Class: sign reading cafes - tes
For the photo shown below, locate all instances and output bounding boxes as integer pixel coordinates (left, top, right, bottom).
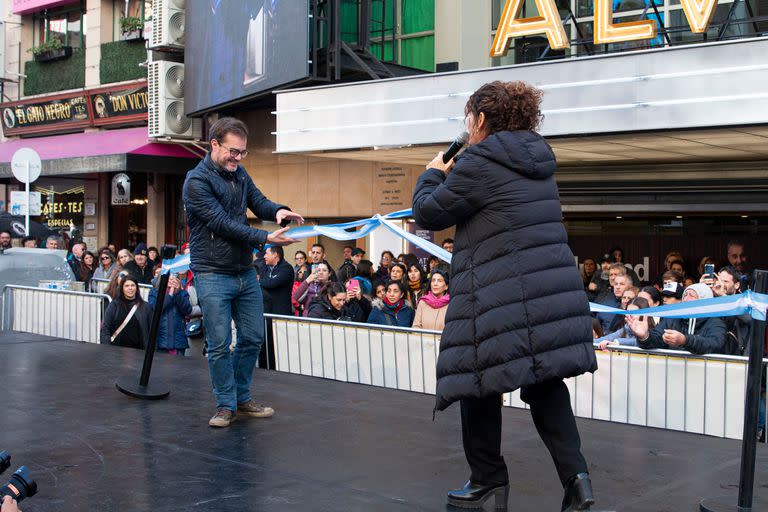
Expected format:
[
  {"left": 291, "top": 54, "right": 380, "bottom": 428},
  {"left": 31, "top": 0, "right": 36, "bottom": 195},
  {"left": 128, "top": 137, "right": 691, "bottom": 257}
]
[{"left": 491, "top": 0, "right": 721, "bottom": 52}]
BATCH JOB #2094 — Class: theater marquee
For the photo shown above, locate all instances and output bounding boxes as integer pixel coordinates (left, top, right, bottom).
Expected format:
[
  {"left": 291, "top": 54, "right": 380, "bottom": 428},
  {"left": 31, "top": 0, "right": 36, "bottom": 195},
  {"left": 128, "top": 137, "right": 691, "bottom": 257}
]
[{"left": 491, "top": 0, "right": 719, "bottom": 52}]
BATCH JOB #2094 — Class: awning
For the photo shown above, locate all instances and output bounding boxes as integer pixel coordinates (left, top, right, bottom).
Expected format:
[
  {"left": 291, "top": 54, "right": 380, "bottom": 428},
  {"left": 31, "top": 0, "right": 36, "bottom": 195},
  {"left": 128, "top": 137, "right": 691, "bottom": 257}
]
[
  {"left": 0, "top": 127, "right": 200, "bottom": 164},
  {"left": 13, "top": 0, "right": 80, "bottom": 16}
]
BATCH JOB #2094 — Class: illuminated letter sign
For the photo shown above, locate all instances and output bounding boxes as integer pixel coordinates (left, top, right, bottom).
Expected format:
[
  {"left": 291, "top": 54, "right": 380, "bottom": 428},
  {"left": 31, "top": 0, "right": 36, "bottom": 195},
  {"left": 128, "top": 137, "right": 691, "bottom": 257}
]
[
  {"left": 679, "top": 0, "right": 718, "bottom": 32},
  {"left": 490, "top": 0, "right": 569, "bottom": 55},
  {"left": 491, "top": 0, "right": 721, "bottom": 51},
  {"left": 594, "top": 0, "right": 657, "bottom": 45}
]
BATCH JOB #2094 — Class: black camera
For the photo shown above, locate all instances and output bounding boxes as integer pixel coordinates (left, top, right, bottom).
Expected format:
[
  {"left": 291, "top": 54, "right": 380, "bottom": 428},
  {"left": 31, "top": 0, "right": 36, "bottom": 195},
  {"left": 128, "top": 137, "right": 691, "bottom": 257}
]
[
  {"left": 0, "top": 466, "right": 37, "bottom": 503},
  {"left": 0, "top": 452, "right": 9, "bottom": 474},
  {"left": 161, "top": 244, "right": 178, "bottom": 261}
]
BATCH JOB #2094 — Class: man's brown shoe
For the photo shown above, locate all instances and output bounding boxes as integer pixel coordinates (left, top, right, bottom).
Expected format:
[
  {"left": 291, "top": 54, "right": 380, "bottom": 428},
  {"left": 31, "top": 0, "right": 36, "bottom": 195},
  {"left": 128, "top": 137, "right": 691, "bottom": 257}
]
[
  {"left": 208, "top": 408, "right": 237, "bottom": 427},
  {"left": 237, "top": 400, "right": 274, "bottom": 418}
]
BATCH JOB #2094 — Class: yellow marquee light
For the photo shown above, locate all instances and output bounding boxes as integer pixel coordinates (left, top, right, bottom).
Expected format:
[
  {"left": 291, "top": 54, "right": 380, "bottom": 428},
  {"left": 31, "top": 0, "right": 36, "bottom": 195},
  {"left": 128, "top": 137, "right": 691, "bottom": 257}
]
[
  {"left": 679, "top": 0, "right": 719, "bottom": 32},
  {"left": 491, "top": 0, "right": 722, "bottom": 50},
  {"left": 490, "top": 0, "right": 570, "bottom": 55},
  {"left": 594, "top": 0, "right": 657, "bottom": 45}
]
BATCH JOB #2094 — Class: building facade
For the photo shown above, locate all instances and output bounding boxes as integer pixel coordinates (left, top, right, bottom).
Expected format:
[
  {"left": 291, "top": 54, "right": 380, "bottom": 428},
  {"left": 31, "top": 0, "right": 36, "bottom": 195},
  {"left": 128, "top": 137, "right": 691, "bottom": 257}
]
[
  {"left": 0, "top": 0, "right": 197, "bottom": 251},
  {"left": 200, "top": 0, "right": 768, "bottom": 276}
]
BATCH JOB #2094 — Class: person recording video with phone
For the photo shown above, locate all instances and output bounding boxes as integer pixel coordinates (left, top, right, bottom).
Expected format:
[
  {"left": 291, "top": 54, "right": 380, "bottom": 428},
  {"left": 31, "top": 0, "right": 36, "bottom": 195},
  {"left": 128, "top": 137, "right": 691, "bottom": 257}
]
[
  {"left": 412, "top": 81, "right": 597, "bottom": 511},
  {"left": 182, "top": 117, "right": 304, "bottom": 428}
]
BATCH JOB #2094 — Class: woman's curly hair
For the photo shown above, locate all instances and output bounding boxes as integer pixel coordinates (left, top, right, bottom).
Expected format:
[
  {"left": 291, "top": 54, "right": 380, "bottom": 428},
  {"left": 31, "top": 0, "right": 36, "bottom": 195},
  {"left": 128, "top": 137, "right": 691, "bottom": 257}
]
[{"left": 464, "top": 80, "right": 544, "bottom": 134}]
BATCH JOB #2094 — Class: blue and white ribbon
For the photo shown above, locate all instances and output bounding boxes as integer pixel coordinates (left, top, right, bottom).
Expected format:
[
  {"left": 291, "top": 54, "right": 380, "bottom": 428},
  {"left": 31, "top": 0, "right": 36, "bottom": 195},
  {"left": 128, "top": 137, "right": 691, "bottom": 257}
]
[
  {"left": 590, "top": 291, "right": 768, "bottom": 321},
  {"left": 161, "top": 208, "right": 445, "bottom": 274},
  {"left": 161, "top": 208, "right": 768, "bottom": 321}
]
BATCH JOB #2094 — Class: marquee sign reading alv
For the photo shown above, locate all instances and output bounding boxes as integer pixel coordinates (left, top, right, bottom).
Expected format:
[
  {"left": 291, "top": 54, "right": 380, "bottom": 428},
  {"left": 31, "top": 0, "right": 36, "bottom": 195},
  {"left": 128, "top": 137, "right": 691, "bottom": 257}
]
[{"left": 491, "top": 0, "right": 719, "bottom": 52}]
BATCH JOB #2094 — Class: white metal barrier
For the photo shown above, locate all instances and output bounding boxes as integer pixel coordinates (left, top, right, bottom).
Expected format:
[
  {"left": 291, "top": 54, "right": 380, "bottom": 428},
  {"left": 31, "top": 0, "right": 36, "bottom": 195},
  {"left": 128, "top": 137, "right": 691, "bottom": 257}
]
[
  {"left": 90, "top": 278, "right": 152, "bottom": 301},
  {"left": 2, "top": 285, "right": 110, "bottom": 344},
  {"left": 267, "top": 314, "right": 767, "bottom": 442}
]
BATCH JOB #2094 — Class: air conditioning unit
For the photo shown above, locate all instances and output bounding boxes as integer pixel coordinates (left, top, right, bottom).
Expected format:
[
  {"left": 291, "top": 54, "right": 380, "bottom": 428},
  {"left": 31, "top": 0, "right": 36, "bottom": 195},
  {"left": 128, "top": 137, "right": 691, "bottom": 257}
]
[
  {"left": 148, "top": 60, "right": 201, "bottom": 139},
  {"left": 149, "top": 0, "right": 185, "bottom": 50}
]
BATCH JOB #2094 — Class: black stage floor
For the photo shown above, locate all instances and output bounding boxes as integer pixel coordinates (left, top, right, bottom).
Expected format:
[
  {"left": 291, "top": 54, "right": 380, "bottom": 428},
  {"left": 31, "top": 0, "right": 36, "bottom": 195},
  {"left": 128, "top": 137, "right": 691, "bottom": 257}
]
[{"left": 2, "top": 332, "right": 767, "bottom": 511}]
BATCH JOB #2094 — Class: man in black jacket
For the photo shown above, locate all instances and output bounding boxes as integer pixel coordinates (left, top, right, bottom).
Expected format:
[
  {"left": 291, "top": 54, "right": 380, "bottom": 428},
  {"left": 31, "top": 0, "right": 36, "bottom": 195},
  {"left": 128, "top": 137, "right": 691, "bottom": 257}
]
[
  {"left": 182, "top": 117, "right": 303, "bottom": 428},
  {"left": 123, "top": 243, "right": 154, "bottom": 285},
  {"left": 259, "top": 246, "right": 294, "bottom": 315}
]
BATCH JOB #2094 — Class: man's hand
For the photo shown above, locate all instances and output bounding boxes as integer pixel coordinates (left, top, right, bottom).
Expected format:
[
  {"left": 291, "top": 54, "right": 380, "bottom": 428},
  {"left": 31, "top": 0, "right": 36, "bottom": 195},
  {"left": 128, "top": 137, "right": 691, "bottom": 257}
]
[
  {"left": 699, "top": 274, "right": 715, "bottom": 287},
  {"left": 2, "top": 496, "right": 20, "bottom": 512},
  {"left": 426, "top": 152, "right": 455, "bottom": 174},
  {"left": 266, "top": 227, "right": 298, "bottom": 246},
  {"left": 276, "top": 209, "right": 305, "bottom": 227},
  {"left": 662, "top": 329, "right": 686, "bottom": 347}
]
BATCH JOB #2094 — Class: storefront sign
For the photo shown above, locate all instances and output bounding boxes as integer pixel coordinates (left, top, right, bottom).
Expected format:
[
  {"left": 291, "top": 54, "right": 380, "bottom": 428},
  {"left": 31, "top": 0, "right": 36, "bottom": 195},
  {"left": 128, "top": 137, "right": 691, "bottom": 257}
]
[
  {"left": 91, "top": 85, "right": 149, "bottom": 126},
  {"left": 492, "top": 0, "right": 718, "bottom": 51},
  {"left": 9, "top": 190, "right": 41, "bottom": 216},
  {"left": 111, "top": 173, "right": 131, "bottom": 205},
  {"left": 0, "top": 81, "right": 149, "bottom": 136},
  {"left": 1, "top": 92, "right": 89, "bottom": 136},
  {"left": 34, "top": 184, "right": 85, "bottom": 230},
  {"left": 406, "top": 222, "right": 435, "bottom": 270}
]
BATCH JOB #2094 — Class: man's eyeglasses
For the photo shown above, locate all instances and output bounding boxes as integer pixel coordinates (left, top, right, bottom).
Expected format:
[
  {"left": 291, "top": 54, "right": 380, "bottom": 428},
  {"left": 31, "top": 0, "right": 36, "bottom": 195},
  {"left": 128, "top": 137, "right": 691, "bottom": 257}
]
[{"left": 219, "top": 144, "right": 248, "bottom": 159}]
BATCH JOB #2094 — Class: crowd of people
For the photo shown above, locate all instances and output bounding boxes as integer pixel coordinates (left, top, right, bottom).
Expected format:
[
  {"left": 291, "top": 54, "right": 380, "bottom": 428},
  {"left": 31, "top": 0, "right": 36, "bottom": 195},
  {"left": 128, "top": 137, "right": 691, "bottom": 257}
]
[
  {"left": 585, "top": 240, "right": 756, "bottom": 357},
  {"left": 255, "top": 238, "right": 456, "bottom": 332},
  {"left": 4, "top": 232, "right": 199, "bottom": 356},
  {"left": 11, "top": 230, "right": 761, "bottom": 359}
]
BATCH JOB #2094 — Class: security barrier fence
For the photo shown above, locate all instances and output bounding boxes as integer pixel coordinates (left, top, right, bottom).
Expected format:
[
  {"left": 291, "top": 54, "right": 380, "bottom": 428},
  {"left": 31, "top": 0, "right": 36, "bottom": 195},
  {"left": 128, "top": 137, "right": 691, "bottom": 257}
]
[
  {"left": 2, "top": 285, "right": 110, "bottom": 344},
  {"left": 266, "top": 314, "right": 767, "bottom": 442}
]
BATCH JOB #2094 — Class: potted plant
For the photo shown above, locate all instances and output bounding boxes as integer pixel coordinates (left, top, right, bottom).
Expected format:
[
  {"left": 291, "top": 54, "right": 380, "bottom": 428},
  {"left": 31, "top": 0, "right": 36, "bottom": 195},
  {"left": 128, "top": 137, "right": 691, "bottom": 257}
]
[
  {"left": 120, "top": 16, "right": 145, "bottom": 40},
  {"left": 29, "top": 39, "right": 73, "bottom": 63}
]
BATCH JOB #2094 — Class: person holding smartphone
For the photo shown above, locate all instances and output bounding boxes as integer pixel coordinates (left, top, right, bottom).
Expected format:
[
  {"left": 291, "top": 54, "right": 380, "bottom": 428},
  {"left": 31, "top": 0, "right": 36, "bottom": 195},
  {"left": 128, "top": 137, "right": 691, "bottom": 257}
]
[
  {"left": 148, "top": 272, "right": 193, "bottom": 356},
  {"left": 292, "top": 262, "right": 331, "bottom": 316}
]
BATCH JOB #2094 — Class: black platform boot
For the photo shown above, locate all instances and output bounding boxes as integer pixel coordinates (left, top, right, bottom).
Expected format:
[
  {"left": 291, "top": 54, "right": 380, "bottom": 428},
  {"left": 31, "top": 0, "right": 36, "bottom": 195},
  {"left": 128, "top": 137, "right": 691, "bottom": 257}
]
[
  {"left": 561, "top": 473, "right": 594, "bottom": 511},
  {"left": 447, "top": 480, "right": 509, "bottom": 509}
]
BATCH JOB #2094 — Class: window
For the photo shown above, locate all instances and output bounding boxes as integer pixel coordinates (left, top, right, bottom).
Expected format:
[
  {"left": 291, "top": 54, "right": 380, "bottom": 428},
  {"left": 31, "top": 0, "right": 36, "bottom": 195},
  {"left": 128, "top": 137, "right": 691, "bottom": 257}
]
[
  {"left": 36, "top": 8, "right": 86, "bottom": 49},
  {"left": 338, "top": 0, "right": 435, "bottom": 72},
  {"left": 114, "top": 0, "right": 152, "bottom": 40}
]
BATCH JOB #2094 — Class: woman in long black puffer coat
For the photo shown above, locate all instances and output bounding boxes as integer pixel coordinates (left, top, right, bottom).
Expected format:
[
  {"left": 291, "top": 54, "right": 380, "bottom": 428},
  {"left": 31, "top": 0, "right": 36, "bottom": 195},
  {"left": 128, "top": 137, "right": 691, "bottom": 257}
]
[{"left": 413, "top": 81, "right": 597, "bottom": 512}]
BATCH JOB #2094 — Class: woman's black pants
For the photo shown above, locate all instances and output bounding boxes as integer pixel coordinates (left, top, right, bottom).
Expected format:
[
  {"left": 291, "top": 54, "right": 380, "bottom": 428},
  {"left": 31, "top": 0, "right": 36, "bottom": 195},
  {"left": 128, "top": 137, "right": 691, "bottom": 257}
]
[{"left": 460, "top": 378, "right": 588, "bottom": 487}]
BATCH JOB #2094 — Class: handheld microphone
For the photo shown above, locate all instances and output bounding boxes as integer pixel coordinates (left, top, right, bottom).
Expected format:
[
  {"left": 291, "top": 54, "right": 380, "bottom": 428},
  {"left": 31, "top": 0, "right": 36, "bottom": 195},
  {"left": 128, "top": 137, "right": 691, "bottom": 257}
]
[{"left": 442, "top": 131, "right": 469, "bottom": 163}]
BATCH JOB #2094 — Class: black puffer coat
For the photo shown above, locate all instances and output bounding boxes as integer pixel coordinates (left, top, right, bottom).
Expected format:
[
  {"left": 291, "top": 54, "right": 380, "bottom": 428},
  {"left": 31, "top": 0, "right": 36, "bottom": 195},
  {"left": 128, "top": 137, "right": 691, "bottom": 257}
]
[
  {"left": 182, "top": 154, "right": 286, "bottom": 274},
  {"left": 412, "top": 130, "right": 597, "bottom": 411}
]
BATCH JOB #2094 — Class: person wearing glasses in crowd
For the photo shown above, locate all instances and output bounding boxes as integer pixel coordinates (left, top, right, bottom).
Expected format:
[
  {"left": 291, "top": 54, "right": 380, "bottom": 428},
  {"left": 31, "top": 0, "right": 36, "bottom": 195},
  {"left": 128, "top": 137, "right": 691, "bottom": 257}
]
[
  {"left": 94, "top": 248, "right": 117, "bottom": 281},
  {"left": 294, "top": 250, "right": 308, "bottom": 275},
  {"left": 183, "top": 117, "right": 303, "bottom": 428}
]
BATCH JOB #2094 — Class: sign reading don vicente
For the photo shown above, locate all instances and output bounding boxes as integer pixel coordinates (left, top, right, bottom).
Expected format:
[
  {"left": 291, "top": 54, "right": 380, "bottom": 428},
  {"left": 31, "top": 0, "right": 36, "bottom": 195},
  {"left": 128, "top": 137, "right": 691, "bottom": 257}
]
[
  {"left": 91, "top": 85, "right": 148, "bottom": 126},
  {"left": 492, "top": 0, "right": 719, "bottom": 51}
]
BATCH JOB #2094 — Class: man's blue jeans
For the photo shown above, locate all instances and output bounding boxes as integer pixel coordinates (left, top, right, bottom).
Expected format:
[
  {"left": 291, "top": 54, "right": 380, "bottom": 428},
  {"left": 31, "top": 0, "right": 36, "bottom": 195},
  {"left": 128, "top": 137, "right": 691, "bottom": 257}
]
[{"left": 195, "top": 269, "right": 265, "bottom": 411}]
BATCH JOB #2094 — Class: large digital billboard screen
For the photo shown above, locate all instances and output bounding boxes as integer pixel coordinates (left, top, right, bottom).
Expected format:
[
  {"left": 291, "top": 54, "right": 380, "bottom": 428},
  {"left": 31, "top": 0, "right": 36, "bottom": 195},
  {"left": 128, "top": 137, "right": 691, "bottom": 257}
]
[{"left": 185, "top": 0, "right": 309, "bottom": 116}]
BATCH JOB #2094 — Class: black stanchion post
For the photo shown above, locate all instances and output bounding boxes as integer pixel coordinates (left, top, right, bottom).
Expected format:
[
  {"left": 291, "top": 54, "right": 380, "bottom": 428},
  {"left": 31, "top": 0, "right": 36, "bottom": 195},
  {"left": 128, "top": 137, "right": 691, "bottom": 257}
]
[
  {"left": 700, "top": 269, "right": 767, "bottom": 512},
  {"left": 265, "top": 317, "right": 275, "bottom": 370},
  {"left": 116, "top": 245, "right": 178, "bottom": 400}
]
